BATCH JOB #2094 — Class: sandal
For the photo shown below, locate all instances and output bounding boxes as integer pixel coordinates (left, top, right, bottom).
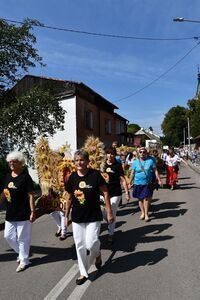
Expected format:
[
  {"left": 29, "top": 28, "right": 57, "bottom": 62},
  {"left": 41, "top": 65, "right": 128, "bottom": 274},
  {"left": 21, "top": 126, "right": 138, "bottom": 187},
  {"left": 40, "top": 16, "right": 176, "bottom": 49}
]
[
  {"left": 55, "top": 229, "right": 61, "bottom": 237},
  {"left": 76, "top": 276, "right": 87, "bottom": 285}
]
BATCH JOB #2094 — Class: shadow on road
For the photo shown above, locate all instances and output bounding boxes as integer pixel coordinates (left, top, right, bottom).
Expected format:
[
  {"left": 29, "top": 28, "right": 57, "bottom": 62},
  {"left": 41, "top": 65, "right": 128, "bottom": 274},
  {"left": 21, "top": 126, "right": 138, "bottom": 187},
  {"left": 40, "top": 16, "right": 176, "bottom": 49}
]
[
  {"left": 91, "top": 224, "right": 171, "bottom": 280},
  {"left": 151, "top": 201, "right": 186, "bottom": 212},
  {"left": 100, "top": 221, "right": 127, "bottom": 234},
  {"left": 92, "top": 247, "right": 168, "bottom": 280},
  {"left": 152, "top": 209, "right": 187, "bottom": 220},
  {"left": 150, "top": 200, "right": 187, "bottom": 220},
  {"left": 178, "top": 185, "right": 200, "bottom": 190},
  {"left": 117, "top": 206, "right": 139, "bottom": 217},
  {"left": 178, "top": 183, "right": 195, "bottom": 187},
  {"left": 100, "top": 223, "right": 173, "bottom": 253},
  {"left": 0, "top": 237, "right": 76, "bottom": 266}
]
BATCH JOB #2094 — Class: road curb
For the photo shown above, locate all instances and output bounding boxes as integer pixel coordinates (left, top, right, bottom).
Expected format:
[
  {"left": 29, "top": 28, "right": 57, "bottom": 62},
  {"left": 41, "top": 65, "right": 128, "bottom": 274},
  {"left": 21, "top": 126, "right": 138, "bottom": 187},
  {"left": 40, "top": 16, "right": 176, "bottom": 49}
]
[
  {"left": 187, "top": 161, "right": 200, "bottom": 174},
  {"left": 0, "top": 211, "right": 5, "bottom": 231}
]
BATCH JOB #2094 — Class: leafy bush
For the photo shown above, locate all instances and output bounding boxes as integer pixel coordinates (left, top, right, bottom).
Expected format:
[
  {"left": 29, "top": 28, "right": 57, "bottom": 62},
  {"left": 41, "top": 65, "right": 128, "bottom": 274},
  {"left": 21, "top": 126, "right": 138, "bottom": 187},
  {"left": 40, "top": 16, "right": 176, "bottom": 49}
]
[{"left": 0, "top": 158, "right": 9, "bottom": 192}]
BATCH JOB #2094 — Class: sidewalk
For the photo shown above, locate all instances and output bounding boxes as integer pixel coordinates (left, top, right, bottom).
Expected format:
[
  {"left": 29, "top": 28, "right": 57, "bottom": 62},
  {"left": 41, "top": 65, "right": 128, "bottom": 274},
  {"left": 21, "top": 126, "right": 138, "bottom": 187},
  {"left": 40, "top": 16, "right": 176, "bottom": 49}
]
[{"left": 187, "top": 160, "right": 200, "bottom": 174}]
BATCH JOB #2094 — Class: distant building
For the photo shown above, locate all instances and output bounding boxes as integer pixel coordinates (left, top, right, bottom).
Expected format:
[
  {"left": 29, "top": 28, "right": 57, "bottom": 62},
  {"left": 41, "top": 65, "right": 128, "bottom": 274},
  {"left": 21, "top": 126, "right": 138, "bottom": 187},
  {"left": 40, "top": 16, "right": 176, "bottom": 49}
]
[
  {"left": 133, "top": 128, "right": 161, "bottom": 149},
  {"left": 12, "top": 74, "right": 128, "bottom": 150}
]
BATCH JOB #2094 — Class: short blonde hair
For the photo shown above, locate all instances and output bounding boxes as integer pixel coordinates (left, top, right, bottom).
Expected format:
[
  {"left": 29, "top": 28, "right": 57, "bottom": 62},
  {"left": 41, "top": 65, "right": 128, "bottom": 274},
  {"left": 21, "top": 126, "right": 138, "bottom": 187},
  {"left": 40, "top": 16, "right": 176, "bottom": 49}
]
[{"left": 6, "top": 151, "right": 26, "bottom": 165}]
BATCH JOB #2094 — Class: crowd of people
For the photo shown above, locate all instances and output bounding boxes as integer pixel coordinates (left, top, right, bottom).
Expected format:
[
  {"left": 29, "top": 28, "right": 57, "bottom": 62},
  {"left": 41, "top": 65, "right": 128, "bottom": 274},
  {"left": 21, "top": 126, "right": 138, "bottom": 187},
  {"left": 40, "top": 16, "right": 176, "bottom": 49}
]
[{"left": 0, "top": 143, "right": 189, "bottom": 284}]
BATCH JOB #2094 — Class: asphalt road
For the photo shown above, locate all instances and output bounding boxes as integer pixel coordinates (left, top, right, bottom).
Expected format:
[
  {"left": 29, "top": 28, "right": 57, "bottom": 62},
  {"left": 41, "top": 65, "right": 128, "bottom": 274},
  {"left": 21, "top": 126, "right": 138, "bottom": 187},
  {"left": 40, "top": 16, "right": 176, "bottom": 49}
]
[{"left": 0, "top": 164, "right": 200, "bottom": 300}]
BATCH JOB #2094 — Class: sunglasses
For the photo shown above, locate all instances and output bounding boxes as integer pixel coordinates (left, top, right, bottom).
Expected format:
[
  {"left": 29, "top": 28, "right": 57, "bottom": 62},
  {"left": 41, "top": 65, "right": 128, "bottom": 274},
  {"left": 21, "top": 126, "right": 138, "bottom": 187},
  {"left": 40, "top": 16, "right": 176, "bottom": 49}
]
[{"left": 139, "top": 150, "right": 146, "bottom": 154}]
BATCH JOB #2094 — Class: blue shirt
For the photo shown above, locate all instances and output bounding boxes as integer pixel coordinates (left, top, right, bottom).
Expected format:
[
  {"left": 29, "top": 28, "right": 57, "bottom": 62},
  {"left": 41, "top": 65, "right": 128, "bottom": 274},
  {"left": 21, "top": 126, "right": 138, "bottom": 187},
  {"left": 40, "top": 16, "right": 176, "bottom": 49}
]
[
  {"left": 131, "top": 158, "right": 156, "bottom": 185},
  {"left": 115, "top": 155, "right": 121, "bottom": 163}
]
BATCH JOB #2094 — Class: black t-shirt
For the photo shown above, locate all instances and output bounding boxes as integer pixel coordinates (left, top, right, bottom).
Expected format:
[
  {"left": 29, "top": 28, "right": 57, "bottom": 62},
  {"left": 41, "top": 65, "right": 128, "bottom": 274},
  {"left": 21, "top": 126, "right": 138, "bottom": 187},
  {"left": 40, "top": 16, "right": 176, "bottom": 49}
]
[
  {"left": 4, "top": 171, "right": 34, "bottom": 221},
  {"left": 105, "top": 160, "right": 124, "bottom": 197},
  {"left": 65, "top": 169, "right": 106, "bottom": 223}
]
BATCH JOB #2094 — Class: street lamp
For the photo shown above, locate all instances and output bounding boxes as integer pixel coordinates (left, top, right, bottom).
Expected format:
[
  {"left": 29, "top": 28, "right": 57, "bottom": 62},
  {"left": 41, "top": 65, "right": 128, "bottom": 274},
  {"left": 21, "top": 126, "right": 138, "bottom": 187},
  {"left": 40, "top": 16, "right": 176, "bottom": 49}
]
[{"left": 173, "top": 17, "right": 200, "bottom": 23}]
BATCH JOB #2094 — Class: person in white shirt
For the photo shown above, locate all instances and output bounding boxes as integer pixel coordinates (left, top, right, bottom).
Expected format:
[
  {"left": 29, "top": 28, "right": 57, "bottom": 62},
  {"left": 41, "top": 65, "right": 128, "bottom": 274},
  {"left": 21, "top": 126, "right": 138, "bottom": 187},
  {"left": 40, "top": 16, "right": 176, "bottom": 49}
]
[
  {"left": 161, "top": 150, "right": 168, "bottom": 162},
  {"left": 165, "top": 148, "right": 184, "bottom": 190}
]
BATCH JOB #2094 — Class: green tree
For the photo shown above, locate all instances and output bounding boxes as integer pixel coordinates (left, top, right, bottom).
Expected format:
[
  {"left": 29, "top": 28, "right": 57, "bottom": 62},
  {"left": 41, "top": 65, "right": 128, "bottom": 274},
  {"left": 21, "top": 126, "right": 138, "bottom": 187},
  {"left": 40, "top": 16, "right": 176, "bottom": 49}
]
[
  {"left": 161, "top": 106, "right": 188, "bottom": 147},
  {"left": 0, "top": 18, "right": 44, "bottom": 95},
  {"left": 148, "top": 126, "right": 153, "bottom": 132},
  {"left": 127, "top": 123, "right": 140, "bottom": 134},
  {"left": 187, "top": 96, "right": 200, "bottom": 138},
  {"left": 0, "top": 86, "right": 65, "bottom": 162},
  {"left": 0, "top": 19, "right": 66, "bottom": 161}
]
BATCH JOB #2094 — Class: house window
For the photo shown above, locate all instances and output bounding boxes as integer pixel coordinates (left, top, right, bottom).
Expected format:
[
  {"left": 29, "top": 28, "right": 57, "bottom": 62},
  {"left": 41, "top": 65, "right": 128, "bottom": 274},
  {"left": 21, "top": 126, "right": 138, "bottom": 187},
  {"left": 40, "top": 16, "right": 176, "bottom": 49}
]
[
  {"left": 116, "top": 120, "right": 121, "bottom": 134},
  {"left": 84, "top": 110, "right": 94, "bottom": 130},
  {"left": 120, "top": 122, "right": 125, "bottom": 133},
  {"left": 105, "top": 119, "right": 112, "bottom": 134}
]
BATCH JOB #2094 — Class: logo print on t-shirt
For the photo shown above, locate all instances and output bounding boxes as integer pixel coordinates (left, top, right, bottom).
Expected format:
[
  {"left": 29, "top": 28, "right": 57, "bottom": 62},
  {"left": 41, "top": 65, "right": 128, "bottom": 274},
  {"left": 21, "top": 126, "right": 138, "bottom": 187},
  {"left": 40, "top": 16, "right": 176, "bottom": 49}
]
[
  {"left": 106, "top": 167, "right": 114, "bottom": 173},
  {"left": 79, "top": 181, "right": 86, "bottom": 189},
  {"left": 8, "top": 182, "right": 17, "bottom": 189}
]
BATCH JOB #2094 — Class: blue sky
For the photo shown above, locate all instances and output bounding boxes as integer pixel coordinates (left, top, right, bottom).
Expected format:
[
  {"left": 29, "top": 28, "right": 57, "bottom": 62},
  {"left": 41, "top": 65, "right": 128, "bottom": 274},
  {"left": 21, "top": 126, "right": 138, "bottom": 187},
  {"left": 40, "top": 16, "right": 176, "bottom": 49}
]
[{"left": 1, "top": 0, "right": 200, "bottom": 134}]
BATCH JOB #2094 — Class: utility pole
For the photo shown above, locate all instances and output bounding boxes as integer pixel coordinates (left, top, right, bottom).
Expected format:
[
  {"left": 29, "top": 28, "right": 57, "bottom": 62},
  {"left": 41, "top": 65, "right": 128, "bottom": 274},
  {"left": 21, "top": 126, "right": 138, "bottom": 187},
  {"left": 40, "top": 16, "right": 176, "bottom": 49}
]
[
  {"left": 183, "top": 127, "right": 186, "bottom": 148},
  {"left": 187, "top": 117, "right": 191, "bottom": 152}
]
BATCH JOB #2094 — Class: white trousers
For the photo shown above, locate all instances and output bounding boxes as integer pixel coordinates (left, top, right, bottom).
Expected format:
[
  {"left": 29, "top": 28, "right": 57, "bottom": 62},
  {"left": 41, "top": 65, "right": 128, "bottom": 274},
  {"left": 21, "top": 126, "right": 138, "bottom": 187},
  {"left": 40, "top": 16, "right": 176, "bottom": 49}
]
[
  {"left": 51, "top": 211, "right": 67, "bottom": 235},
  {"left": 4, "top": 220, "right": 32, "bottom": 265},
  {"left": 72, "top": 221, "right": 101, "bottom": 278},
  {"left": 102, "top": 195, "right": 121, "bottom": 236}
]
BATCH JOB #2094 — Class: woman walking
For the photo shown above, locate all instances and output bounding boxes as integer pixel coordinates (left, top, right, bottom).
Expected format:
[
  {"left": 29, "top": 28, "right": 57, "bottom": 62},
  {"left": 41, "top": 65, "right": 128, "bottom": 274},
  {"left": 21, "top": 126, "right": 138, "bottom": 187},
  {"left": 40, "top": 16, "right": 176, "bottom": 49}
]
[
  {"left": 129, "top": 147, "right": 162, "bottom": 222},
  {"left": 51, "top": 211, "right": 67, "bottom": 240},
  {"left": 102, "top": 147, "right": 130, "bottom": 245},
  {"left": 165, "top": 148, "right": 182, "bottom": 190},
  {"left": 65, "top": 149, "right": 113, "bottom": 285},
  {"left": 0, "top": 151, "right": 35, "bottom": 272}
]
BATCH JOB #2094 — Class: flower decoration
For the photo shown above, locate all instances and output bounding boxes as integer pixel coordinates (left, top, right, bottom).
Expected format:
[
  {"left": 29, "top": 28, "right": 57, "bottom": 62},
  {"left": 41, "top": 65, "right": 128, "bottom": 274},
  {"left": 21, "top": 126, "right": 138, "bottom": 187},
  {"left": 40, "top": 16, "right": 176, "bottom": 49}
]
[
  {"left": 101, "top": 172, "right": 109, "bottom": 183},
  {"left": 4, "top": 189, "right": 11, "bottom": 202},
  {"left": 74, "top": 189, "right": 86, "bottom": 205}
]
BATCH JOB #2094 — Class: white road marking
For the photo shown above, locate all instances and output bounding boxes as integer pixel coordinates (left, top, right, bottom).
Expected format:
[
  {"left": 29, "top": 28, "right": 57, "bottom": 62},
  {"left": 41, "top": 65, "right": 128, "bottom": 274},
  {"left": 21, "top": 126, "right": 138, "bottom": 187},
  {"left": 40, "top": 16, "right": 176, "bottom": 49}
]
[
  {"left": 44, "top": 263, "right": 79, "bottom": 300},
  {"left": 67, "top": 265, "right": 96, "bottom": 300}
]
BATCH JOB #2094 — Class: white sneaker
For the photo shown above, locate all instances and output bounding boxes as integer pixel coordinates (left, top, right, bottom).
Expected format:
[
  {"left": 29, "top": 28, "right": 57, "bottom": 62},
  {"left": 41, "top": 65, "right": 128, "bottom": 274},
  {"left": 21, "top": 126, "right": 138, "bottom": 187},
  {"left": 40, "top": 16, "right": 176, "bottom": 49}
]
[
  {"left": 16, "top": 256, "right": 20, "bottom": 264},
  {"left": 16, "top": 264, "right": 26, "bottom": 273}
]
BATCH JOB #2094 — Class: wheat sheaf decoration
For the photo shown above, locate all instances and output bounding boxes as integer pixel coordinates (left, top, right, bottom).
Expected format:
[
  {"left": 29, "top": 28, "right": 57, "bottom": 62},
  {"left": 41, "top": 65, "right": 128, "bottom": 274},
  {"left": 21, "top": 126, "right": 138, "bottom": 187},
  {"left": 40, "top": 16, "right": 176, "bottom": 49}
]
[
  {"left": 34, "top": 137, "right": 64, "bottom": 195},
  {"left": 82, "top": 135, "right": 106, "bottom": 172}
]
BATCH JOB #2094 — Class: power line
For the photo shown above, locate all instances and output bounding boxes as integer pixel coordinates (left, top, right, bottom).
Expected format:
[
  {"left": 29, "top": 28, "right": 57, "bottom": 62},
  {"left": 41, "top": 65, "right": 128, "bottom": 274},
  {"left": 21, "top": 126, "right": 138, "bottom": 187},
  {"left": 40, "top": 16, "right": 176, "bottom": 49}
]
[
  {"left": 115, "top": 41, "right": 200, "bottom": 103},
  {"left": 1, "top": 17, "right": 199, "bottom": 41}
]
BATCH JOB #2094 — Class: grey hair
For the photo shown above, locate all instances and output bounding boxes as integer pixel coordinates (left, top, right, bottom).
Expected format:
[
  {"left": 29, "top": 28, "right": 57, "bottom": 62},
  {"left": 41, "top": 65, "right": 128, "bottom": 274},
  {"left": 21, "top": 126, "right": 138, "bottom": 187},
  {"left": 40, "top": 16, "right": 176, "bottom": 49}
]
[
  {"left": 74, "top": 149, "right": 89, "bottom": 161},
  {"left": 6, "top": 151, "right": 26, "bottom": 165}
]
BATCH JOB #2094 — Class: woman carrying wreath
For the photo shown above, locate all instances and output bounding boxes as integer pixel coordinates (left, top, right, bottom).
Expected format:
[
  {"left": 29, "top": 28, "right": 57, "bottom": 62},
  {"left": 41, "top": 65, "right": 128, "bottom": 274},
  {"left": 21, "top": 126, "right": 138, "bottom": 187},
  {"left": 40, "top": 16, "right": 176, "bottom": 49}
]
[
  {"left": 64, "top": 149, "right": 114, "bottom": 285},
  {"left": 129, "top": 147, "right": 162, "bottom": 222}
]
